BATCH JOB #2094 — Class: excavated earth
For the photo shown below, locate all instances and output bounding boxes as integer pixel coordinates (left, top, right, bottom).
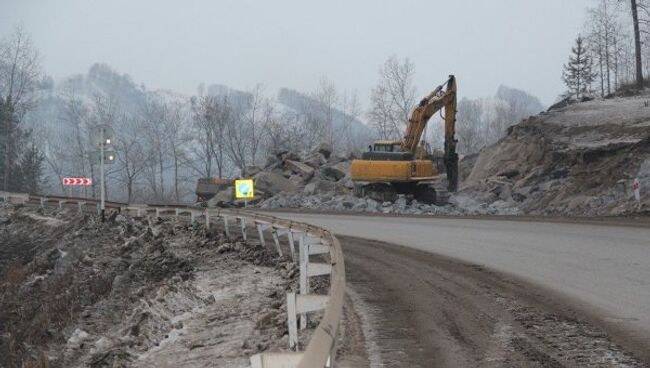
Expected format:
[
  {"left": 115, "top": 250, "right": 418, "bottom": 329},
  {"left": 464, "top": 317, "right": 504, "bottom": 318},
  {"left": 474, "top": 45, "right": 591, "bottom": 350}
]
[
  {"left": 0, "top": 203, "right": 300, "bottom": 368},
  {"left": 251, "top": 96, "right": 650, "bottom": 218},
  {"left": 458, "top": 96, "right": 650, "bottom": 217}
]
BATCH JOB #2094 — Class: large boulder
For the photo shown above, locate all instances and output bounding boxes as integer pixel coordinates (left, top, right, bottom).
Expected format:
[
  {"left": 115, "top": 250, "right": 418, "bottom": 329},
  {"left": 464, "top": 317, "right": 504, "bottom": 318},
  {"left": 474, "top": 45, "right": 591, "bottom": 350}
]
[
  {"left": 304, "top": 153, "right": 328, "bottom": 169},
  {"left": 332, "top": 161, "right": 351, "bottom": 174},
  {"left": 273, "top": 149, "right": 289, "bottom": 158},
  {"left": 366, "top": 199, "right": 379, "bottom": 212},
  {"left": 317, "top": 143, "right": 333, "bottom": 159},
  {"left": 207, "top": 188, "right": 234, "bottom": 207},
  {"left": 269, "top": 149, "right": 300, "bottom": 164},
  {"left": 265, "top": 154, "right": 281, "bottom": 169},
  {"left": 254, "top": 171, "right": 298, "bottom": 197},
  {"left": 328, "top": 153, "right": 347, "bottom": 165},
  {"left": 319, "top": 165, "right": 346, "bottom": 181},
  {"left": 284, "top": 151, "right": 301, "bottom": 162},
  {"left": 304, "top": 179, "right": 337, "bottom": 195},
  {"left": 340, "top": 174, "right": 354, "bottom": 189},
  {"left": 285, "top": 160, "right": 315, "bottom": 179},
  {"left": 244, "top": 165, "right": 263, "bottom": 177}
]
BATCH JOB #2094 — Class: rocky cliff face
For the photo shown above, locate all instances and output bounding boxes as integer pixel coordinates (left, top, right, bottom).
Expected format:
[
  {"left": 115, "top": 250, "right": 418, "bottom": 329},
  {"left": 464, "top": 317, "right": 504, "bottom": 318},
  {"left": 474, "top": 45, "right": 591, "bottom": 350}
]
[{"left": 459, "top": 96, "right": 650, "bottom": 216}]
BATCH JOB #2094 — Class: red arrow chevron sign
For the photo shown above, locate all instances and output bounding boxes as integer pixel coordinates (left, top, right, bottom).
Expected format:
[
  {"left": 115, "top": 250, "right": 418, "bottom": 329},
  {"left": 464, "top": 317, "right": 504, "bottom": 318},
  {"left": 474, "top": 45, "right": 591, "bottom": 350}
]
[{"left": 62, "top": 177, "right": 92, "bottom": 186}]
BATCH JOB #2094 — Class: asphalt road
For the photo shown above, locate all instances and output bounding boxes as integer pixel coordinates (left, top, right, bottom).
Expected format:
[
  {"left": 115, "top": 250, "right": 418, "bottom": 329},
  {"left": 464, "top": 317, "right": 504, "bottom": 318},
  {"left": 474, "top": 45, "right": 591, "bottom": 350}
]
[{"left": 268, "top": 213, "right": 650, "bottom": 363}]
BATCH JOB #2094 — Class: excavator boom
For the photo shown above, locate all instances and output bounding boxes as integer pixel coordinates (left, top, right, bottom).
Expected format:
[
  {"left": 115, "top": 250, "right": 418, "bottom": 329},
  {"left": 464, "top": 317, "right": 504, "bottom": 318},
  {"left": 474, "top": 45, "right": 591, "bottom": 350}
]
[{"left": 401, "top": 76, "right": 457, "bottom": 156}]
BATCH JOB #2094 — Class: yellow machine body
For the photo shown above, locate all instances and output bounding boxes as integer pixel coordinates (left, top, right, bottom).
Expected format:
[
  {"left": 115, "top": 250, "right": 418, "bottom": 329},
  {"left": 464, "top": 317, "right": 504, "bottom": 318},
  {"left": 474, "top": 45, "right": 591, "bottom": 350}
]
[{"left": 350, "top": 159, "right": 438, "bottom": 182}]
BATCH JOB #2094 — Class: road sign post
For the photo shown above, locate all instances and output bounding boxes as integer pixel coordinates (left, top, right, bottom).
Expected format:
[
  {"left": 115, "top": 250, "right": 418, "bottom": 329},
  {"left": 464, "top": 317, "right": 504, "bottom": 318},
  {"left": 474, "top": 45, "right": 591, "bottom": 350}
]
[
  {"left": 63, "top": 178, "right": 93, "bottom": 199},
  {"left": 235, "top": 179, "right": 255, "bottom": 207},
  {"left": 62, "top": 177, "right": 92, "bottom": 186}
]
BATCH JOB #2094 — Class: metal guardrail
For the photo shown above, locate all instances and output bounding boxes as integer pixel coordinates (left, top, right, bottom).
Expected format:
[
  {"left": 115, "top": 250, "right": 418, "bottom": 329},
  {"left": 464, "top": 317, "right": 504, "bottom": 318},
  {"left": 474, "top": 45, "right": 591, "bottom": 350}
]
[{"left": 0, "top": 191, "right": 345, "bottom": 368}]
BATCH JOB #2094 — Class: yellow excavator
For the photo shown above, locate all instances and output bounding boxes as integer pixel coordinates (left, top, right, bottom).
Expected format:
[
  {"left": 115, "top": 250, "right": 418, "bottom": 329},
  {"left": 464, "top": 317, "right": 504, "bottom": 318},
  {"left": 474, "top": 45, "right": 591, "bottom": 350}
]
[{"left": 351, "top": 75, "right": 458, "bottom": 205}]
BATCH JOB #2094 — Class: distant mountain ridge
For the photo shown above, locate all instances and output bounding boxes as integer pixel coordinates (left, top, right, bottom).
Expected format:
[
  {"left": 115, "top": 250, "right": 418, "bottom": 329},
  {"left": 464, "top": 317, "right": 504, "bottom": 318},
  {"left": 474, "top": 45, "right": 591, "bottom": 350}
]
[{"left": 277, "top": 87, "right": 371, "bottom": 137}]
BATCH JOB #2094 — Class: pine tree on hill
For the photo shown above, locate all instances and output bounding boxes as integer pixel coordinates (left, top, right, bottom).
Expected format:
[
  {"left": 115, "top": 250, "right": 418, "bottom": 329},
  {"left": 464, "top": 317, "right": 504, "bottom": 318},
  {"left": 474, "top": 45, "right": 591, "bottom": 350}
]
[
  {"left": 17, "top": 143, "right": 45, "bottom": 193},
  {"left": 562, "top": 35, "right": 595, "bottom": 100}
]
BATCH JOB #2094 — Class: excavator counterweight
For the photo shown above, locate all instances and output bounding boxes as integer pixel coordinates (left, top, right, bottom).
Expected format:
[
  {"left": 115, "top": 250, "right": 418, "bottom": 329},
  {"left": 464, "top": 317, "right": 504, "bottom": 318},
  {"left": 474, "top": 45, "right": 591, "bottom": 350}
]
[{"left": 350, "top": 75, "right": 458, "bottom": 204}]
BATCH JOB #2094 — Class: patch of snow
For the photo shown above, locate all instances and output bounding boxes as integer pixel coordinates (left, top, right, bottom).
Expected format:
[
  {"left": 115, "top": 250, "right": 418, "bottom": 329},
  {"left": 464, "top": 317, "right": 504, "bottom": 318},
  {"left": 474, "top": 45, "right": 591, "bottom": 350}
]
[{"left": 26, "top": 213, "right": 66, "bottom": 227}]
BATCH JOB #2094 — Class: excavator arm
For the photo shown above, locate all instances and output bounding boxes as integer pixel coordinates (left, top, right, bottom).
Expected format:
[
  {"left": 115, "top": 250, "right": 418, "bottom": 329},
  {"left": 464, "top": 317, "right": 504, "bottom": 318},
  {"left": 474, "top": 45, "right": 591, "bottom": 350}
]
[{"left": 401, "top": 75, "right": 458, "bottom": 191}]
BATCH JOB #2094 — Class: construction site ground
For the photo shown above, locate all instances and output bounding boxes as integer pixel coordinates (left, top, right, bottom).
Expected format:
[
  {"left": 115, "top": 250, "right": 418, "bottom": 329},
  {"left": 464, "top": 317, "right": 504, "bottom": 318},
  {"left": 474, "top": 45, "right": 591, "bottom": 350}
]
[
  {"left": 0, "top": 204, "right": 301, "bottom": 368},
  {"left": 2, "top": 202, "right": 650, "bottom": 368},
  {"left": 339, "top": 236, "right": 647, "bottom": 367}
]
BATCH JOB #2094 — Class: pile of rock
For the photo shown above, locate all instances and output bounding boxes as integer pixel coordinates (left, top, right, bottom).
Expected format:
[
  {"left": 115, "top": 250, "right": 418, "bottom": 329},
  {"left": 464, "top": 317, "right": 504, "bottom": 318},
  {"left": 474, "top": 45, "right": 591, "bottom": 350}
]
[
  {"left": 234, "top": 143, "right": 519, "bottom": 216},
  {"left": 259, "top": 190, "right": 521, "bottom": 216},
  {"left": 209, "top": 143, "right": 355, "bottom": 207}
]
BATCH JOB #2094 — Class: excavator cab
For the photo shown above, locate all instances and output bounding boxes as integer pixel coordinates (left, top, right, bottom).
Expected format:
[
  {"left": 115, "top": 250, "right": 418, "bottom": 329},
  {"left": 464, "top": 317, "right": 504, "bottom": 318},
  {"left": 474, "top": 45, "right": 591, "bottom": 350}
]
[
  {"left": 362, "top": 141, "right": 414, "bottom": 162},
  {"left": 371, "top": 141, "right": 402, "bottom": 152}
]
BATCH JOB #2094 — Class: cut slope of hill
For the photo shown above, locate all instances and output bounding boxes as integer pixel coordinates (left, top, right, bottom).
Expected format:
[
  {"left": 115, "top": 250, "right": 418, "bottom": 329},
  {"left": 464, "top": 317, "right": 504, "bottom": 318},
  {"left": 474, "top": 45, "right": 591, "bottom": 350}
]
[{"left": 459, "top": 96, "right": 650, "bottom": 216}]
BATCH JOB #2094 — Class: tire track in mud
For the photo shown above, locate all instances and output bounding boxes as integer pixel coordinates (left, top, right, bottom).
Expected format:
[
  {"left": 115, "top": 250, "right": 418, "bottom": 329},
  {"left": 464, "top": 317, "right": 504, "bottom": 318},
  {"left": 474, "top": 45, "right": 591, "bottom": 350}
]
[{"left": 339, "top": 235, "right": 645, "bottom": 368}]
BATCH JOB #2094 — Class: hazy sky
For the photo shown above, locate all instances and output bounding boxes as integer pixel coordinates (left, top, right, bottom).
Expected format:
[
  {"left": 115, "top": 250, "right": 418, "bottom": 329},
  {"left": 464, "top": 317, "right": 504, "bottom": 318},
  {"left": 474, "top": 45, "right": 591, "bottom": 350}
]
[{"left": 1, "top": 0, "right": 594, "bottom": 106}]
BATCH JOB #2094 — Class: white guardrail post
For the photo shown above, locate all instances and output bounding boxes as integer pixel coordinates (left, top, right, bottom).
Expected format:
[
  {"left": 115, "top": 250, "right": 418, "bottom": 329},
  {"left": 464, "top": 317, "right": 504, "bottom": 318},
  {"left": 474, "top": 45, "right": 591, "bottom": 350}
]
[{"left": 5, "top": 192, "right": 345, "bottom": 368}]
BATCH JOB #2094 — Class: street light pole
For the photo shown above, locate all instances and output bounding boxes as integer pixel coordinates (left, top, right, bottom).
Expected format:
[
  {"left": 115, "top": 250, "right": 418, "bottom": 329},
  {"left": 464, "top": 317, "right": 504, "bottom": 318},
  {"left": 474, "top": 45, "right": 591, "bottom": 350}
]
[{"left": 100, "top": 127, "right": 105, "bottom": 222}]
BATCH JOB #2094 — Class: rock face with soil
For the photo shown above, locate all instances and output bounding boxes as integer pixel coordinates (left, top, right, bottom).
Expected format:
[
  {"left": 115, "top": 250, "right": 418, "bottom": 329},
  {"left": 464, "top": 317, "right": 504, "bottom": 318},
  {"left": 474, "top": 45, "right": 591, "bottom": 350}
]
[
  {"left": 0, "top": 204, "right": 296, "bottom": 368},
  {"left": 459, "top": 96, "right": 650, "bottom": 216}
]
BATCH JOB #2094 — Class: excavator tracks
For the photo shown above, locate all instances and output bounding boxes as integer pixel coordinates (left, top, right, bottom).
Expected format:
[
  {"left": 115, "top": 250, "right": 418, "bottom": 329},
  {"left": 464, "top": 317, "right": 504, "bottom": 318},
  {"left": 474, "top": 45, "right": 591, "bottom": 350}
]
[{"left": 353, "top": 182, "right": 449, "bottom": 206}]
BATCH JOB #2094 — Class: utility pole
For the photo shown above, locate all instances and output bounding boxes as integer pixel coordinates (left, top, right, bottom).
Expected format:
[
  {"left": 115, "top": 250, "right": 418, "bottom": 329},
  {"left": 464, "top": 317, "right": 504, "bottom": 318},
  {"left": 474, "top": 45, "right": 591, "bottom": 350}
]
[
  {"left": 92, "top": 124, "right": 114, "bottom": 222},
  {"left": 100, "top": 126, "right": 106, "bottom": 222}
]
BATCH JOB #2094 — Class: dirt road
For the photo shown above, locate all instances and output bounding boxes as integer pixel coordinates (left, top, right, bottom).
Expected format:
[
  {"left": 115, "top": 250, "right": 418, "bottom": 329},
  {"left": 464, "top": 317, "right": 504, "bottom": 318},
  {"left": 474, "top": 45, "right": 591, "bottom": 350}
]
[
  {"left": 265, "top": 213, "right": 650, "bottom": 366},
  {"left": 340, "top": 236, "right": 645, "bottom": 367}
]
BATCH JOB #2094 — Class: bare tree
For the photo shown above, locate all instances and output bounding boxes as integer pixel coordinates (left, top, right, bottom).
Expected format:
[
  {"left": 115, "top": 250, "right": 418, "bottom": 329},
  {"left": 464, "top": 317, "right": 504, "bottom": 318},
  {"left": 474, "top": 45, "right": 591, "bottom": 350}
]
[
  {"left": 368, "top": 55, "right": 416, "bottom": 140},
  {"left": 311, "top": 78, "right": 338, "bottom": 148},
  {"left": 42, "top": 128, "right": 70, "bottom": 193},
  {"left": 114, "top": 115, "right": 149, "bottom": 202},
  {"left": 163, "top": 101, "right": 190, "bottom": 202},
  {"left": 339, "top": 90, "right": 363, "bottom": 151},
  {"left": 0, "top": 25, "right": 41, "bottom": 192},
  {"left": 456, "top": 98, "right": 484, "bottom": 154},
  {"left": 246, "top": 85, "right": 273, "bottom": 166},
  {"left": 631, "top": 0, "right": 644, "bottom": 87},
  {"left": 139, "top": 95, "right": 179, "bottom": 201},
  {"left": 189, "top": 95, "right": 229, "bottom": 178},
  {"left": 59, "top": 86, "right": 96, "bottom": 196},
  {"left": 221, "top": 85, "right": 274, "bottom": 173},
  {"left": 586, "top": 0, "right": 625, "bottom": 96}
]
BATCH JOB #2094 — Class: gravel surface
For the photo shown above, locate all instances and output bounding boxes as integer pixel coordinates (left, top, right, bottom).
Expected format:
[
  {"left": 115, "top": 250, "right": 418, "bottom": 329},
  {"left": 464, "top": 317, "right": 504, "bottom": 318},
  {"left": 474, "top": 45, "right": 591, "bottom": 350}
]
[{"left": 340, "top": 236, "right": 646, "bottom": 367}]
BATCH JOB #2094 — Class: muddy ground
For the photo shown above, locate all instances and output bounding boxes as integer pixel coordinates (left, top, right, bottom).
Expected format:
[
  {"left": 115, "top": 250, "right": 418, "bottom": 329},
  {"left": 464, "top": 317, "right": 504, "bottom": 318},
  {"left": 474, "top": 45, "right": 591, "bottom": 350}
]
[
  {"left": 339, "top": 235, "right": 648, "bottom": 368},
  {"left": 0, "top": 203, "right": 299, "bottom": 368}
]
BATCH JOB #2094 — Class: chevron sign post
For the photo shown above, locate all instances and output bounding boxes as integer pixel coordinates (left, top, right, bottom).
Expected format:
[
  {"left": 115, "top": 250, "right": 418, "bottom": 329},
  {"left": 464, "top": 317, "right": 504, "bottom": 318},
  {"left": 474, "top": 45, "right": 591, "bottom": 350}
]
[{"left": 62, "top": 177, "right": 92, "bottom": 186}]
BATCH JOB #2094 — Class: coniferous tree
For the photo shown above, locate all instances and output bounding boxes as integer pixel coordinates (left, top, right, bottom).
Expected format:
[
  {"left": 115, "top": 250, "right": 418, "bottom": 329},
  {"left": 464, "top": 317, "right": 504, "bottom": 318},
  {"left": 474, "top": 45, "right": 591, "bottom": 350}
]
[
  {"left": 563, "top": 36, "right": 595, "bottom": 99},
  {"left": 17, "top": 142, "right": 45, "bottom": 193},
  {"left": 0, "top": 97, "right": 20, "bottom": 191}
]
